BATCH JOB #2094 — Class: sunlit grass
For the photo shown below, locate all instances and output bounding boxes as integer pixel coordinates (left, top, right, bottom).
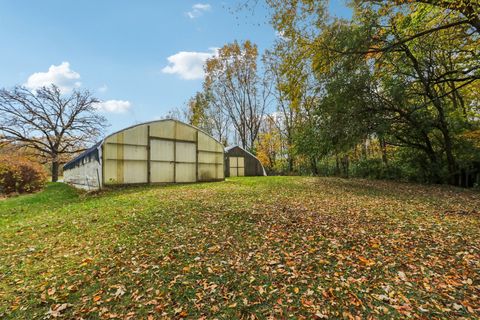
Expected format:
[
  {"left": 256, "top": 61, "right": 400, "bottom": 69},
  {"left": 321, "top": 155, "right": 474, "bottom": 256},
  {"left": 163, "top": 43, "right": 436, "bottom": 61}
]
[{"left": 0, "top": 177, "right": 478, "bottom": 319}]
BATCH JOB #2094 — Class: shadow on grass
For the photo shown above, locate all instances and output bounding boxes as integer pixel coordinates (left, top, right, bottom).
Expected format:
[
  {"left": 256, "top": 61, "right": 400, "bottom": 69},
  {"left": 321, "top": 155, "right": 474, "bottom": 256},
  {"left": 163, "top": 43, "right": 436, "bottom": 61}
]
[{"left": 312, "top": 176, "right": 480, "bottom": 207}]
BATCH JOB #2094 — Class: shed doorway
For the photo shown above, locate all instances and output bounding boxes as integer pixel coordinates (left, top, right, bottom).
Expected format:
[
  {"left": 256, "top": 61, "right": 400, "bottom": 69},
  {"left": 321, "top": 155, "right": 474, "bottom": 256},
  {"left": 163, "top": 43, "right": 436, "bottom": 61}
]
[
  {"left": 229, "top": 156, "right": 245, "bottom": 177},
  {"left": 149, "top": 138, "right": 196, "bottom": 183}
]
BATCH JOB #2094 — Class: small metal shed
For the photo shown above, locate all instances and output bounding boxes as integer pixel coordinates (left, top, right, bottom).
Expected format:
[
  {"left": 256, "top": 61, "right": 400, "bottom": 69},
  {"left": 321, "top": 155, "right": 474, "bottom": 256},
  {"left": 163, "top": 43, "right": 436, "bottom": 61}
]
[
  {"left": 63, "top": 119, "right": 225, "bottom": 190},
  {"left": 225, "top": 145, "right": 266, "bottom": 177}
]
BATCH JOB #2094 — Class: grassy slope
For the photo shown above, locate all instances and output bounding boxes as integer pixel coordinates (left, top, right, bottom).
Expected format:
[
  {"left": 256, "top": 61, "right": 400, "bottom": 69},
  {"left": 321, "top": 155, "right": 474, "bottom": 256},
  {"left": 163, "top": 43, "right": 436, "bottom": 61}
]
[{"left": 0, "top": 177, "right": 479, "bottom": 319}]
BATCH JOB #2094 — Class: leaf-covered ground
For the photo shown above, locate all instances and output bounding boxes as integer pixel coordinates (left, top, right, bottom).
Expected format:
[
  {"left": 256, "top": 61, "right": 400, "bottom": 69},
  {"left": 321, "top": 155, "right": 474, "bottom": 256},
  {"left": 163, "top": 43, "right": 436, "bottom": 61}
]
[{"left": 0, "top": 177, "right": 479, "bottom": 319}]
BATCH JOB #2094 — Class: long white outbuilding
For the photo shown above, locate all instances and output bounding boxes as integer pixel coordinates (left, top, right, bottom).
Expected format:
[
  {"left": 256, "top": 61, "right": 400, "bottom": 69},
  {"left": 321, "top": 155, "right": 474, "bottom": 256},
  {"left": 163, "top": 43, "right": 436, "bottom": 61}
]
[{"left": 63, "top": 119, "right": 225, "bottom": 190}]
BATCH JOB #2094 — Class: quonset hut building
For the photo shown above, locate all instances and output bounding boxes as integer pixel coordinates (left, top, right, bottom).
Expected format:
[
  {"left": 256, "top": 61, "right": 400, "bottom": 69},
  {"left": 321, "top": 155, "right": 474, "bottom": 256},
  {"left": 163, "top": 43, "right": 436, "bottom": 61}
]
[
  {"left": 63, "top": 119, "right": 225, "bottom": 190},
  {"left": 225, "top": 145, "right": 266, "bottom": 177}
]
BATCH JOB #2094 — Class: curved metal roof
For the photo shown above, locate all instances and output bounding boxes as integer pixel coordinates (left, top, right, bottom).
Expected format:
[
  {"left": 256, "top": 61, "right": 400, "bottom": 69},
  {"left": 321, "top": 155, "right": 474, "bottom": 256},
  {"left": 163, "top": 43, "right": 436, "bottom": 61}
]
[
  {"left": 102, "top": 118, "right": 223, "bottom": 146},
  {"left": 63, "top": 119, "right": 223, "bottom": 170},
  {"left": 63, "top": 141, "right": 101, "bottom": 170}
]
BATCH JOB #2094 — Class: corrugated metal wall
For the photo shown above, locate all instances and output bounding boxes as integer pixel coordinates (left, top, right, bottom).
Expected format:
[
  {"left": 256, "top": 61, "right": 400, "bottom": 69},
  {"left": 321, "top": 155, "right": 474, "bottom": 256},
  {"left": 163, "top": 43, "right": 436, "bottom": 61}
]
[
  {"left": 103, "top": 120, "right": 224, "bottom": 185},
  {"left": 225, "top": 146, "right": 266, "bottom": 177},
  {"left": 63, "top": 156, "right": 102, "bottom": 190},
  {"left": 63, "top": 143, "right": 103, "bottom": 189}
]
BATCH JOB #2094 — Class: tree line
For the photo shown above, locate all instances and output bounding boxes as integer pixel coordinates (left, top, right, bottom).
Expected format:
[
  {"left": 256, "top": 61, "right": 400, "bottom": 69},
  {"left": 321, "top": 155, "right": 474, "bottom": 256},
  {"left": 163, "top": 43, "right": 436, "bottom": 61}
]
[
  {"left": 180, "top": 0, "right": 480, "bottom": 186},
  {"left": 1, "top": 0, "right": 478, "bottom": 186}
]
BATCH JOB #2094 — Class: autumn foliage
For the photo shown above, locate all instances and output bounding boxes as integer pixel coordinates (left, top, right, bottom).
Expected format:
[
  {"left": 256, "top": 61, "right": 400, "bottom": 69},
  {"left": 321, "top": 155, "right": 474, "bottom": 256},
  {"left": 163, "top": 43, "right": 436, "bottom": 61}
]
[
  {"left": 0, "top": 154, "right": 47, "bottom": 194},
  {"left": 1, "top": 177, "right": 479, "bottom": 318}
]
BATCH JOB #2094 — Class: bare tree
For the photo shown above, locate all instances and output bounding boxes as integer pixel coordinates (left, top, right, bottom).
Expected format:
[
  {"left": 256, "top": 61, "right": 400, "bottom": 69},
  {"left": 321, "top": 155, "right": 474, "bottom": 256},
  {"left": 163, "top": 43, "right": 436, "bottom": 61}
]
[
  {"left": 263, "top": 48, "right": 298, "bottom": 172},
  {"left": 0, "top": 85, "right": 108, "bottom": 182},
  {"left": 184, "top": 91, "right": 231, "bottom": 145},
  {"left": 161, "top": 107, "right": 188, "bottom": 122},
  {"left": 204, "top": 40, "right": 271, "bottom": 152},
  {"left": 205, "top": 99, "right": 230, "bottom": 146}
]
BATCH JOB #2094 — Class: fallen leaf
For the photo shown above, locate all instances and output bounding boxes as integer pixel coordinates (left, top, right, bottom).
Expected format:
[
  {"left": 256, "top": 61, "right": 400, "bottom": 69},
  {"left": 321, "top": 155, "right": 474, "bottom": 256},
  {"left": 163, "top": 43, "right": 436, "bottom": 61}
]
[{"left": 398, "top": 271, "right": 407, "bottom": 281}]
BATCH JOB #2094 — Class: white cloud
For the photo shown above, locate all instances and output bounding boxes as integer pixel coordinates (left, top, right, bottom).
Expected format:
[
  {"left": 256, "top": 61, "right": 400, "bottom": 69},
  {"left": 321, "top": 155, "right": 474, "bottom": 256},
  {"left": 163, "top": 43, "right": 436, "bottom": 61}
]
[
  {"left": 161, "top": 48, "right": 217, "bottom": 80},
  {"left": 24, "top": 62, "right": 81, "bottom": 93},
  {"left": 94, "top": 100, "right": 131, "bottom": 113},
  {"left": 24, "top": 64, "right": 129, "bottom": 112},
  {"left": 186, "top": 3, "right": 211, "bottom": 19}
]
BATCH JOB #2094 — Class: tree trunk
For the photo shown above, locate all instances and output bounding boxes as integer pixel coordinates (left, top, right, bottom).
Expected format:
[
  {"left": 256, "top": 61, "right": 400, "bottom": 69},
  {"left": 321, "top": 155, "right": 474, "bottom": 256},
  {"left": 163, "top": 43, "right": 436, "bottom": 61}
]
[
  {"left": 442, "top": 128, "right": 457, "bottom": 183},
  {"left": 51, "top": 156, "right": 59, "bottom": 182},
  {"left": 379, "top": 137, "right": 388, "bottom": 165},
  {"left": 462, "top": 4, "right": 480, "bottom": 34},
  {"left": 402, "top": 43, "right": 456, "bottom": 183},
  {"left": 286, "top": 133, "right": 294, "bottom": 173},
  {"left": 342, "top": 155, "right": 350, "bottom": 178},
  {"left": 310, "top": 157, "right": 318, "bottom": 175},
  {"left": 288, "top": 154, "right": 294, "bottom": 173},
  {"left": 437, "top": 103, "right": 457, "bottom": 183},
  {"left": 268, "top": 153, "right": 275, "bottom": 170},
  {"left": 335, "top": 153, "right": 340, "bottom": 176},
  {"left": 362, "top": 138, "right": 368, "bottom": 159},
  {"left": 423, "top": 145, "right": 442, "bottom": 183}
]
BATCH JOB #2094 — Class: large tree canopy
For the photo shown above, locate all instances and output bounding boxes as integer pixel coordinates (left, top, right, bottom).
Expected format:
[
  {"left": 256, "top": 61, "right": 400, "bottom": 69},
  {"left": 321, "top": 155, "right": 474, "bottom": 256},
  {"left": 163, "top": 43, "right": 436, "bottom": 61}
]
[
  {"left": 203, "top": 40, "right": 271, "bottom": 152},
  {"left": 0, "top": 85, "right": 108, "bottom": 181},
  {"left": 180, "top": 0, "right": 480, "bottom": 185}
]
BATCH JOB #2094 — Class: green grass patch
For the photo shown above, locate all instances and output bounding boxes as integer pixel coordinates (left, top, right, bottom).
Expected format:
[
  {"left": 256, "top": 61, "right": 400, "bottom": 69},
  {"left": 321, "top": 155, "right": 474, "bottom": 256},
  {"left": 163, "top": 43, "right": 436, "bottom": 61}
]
[{"left": 0, "top": 177, "right": 479, "bottom": 319}]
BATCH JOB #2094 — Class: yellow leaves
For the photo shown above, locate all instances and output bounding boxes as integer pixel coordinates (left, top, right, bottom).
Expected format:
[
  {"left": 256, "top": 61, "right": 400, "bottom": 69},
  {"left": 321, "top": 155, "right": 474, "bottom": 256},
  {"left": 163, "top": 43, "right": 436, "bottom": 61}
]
[
  {"left": 358, "top": 256, "right": 375, "bottom": 266},
  {"left": 204, "top": 40, "right": 259, "bottom": 85},
  {"left": 79, "top": 257, "right": 93, "bottom": 267},
  {"left": 66, "top": 285, "right": 77, "bottom": 292},
  {"left": 293, "top": 287, "right": 300, "bottom": 294},
  {"left": 177, "top": 310, "right": 188, "bottom": 318},
  {"left": 208, "top": 245, "right": 221, "bottom": 253},
  {"left": 9, "top": 296, "right": 21, "bottom": 312},
  {"left": 255, "top": 116, "right": 283, "bottom": 170},
  {"left": 444, "top": 276, "right": 462, "bottom": 287},
  {"left": 370, "top": 240, "right": 381, "bottom": 249},
  {"left": 364, "top": 47, "right": 382, "bottom": 60},
  {"left": 348, "top": 293, "right": 363, "bottom": 307},
  {"left": 423, "top": 281, "right": 431, "bottom": 291},
  {"left": 322, "top": 288, "right": 335, "bottom": 299},
  {"left": 258, "top": 286, "right": 266, "bottom": 295},
  {"left": 286, "top": 259, "right": 296, "bottom": 266}
]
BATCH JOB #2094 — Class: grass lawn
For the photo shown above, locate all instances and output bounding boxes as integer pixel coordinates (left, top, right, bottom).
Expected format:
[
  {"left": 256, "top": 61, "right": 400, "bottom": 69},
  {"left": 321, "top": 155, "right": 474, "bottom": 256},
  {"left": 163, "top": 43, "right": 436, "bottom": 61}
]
[{"left": 0, "top": 177, "right": 479, "bottom": 319}]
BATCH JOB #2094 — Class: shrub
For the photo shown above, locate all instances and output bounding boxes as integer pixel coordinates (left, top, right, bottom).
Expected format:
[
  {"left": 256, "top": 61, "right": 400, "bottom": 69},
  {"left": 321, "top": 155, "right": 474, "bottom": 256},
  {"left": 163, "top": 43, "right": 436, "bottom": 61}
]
[
  {"left": 0, "top": 155, "right": 47, "bottom": 194},
  {"left": 350, "top": 158, "right": 405, "bottom": 181}
]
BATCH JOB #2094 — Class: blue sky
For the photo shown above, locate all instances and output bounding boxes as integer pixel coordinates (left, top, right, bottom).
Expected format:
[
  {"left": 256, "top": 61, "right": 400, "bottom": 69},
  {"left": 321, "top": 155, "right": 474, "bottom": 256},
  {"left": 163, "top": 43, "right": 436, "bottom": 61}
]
[{"left": 0, "top": 1, "right": 351, "bottom": 134}]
